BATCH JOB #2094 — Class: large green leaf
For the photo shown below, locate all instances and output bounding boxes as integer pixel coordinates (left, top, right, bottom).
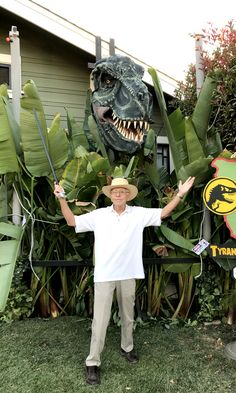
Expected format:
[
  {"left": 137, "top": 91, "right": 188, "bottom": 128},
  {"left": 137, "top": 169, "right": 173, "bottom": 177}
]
[
  {"left": 144, "top": 128, "right": 156, "bottom": 157},
  {"left": 0, "top": 240, "right": 21, "bottom": 312},
  {"left": 168, "top": 109, "right": 189, "bottom": 166},
  {"left": 0, "top": 83, "right": 22, "bottom": 156},
  {"left": 144, "top": 161, "right": 160, "bottom": 192},
  {"left": 0, "top": 92, "right": 19, "bottom": 174},
  {"left": 168, "top": 108, "right": 185, "bottom": 141},
  {"left": 0, "top": 222, "right": 22, "bottom": 239},
  {"left": 192, "top": 76, "right": 216, "bottom": 142},
  {"left": 20, "top": 80, "right": 51, "bottom": 176},
  {"left": 160, "top": 224, "right": 195, "bottom": 252},
  {"left": 48, "top": 113, "right": 69, "bottom": 170},
  {"left": 206, "top": 127, "right": 223, "bottom": 157},
  {"left": 177, "top": 157, "right": 212, "bottom": 183},
  {"left": 171, "top": 206, "right": 194, "bottom": 222},
  {"left": 185, "top": 117, "right": 205, "bottom": 162},
  {"left": 65, "top": 110, "right": 90, "bottom": 156},
  {"left": 124, "top": 156, "right": 136, "bottom": 178},
  {"left": 148, "top": 68, "right": 182, "bottom": 174},
  {"left": 0, "top": 222, "right": 24, "bottom": 312},
  {"left": 88, "top": 115, "right": 108, "bottom": 159}
]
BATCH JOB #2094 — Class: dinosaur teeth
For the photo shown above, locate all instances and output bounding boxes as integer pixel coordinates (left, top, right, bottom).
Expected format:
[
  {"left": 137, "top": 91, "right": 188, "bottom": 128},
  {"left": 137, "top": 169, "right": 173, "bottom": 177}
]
[{"left": 112, "top": 117, "right": 149, "bottom": 143}]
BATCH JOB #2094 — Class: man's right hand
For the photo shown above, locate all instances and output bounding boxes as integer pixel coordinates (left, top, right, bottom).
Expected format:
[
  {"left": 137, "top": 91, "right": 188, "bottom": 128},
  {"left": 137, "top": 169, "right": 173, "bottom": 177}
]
[
  {"left": 54, "top": 183, "right": 66, "bottom": 199},
  {"left": 53, "top": 183, "right": 75, "bottom": 227}
]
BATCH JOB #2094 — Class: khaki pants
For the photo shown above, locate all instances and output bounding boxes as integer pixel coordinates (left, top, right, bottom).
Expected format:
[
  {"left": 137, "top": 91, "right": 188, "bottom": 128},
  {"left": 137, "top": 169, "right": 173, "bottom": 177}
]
[{"left": 86, "top": 279, "right": 136, "bottom": 367}]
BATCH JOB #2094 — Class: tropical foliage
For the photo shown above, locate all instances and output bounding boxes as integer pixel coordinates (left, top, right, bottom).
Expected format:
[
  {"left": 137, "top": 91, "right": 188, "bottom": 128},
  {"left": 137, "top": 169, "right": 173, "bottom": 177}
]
[
  {"left": 173, "top": 20, "right": 236, "bottom": 153},
  {"left": 0, "top": 21, "right": 236, "bottom": 323}
]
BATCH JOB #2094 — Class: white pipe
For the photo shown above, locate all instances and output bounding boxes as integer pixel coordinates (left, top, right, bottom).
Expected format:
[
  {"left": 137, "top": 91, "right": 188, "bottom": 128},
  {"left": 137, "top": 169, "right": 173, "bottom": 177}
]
[{"left": 9, "top": 26, "right": 22, "bottom": 226}]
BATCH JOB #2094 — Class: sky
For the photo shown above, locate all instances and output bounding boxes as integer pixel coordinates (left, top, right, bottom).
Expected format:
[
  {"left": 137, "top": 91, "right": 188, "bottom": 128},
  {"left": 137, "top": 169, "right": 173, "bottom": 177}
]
[{"left": 34, "top": 0, "right": 235, "bottom": 81}]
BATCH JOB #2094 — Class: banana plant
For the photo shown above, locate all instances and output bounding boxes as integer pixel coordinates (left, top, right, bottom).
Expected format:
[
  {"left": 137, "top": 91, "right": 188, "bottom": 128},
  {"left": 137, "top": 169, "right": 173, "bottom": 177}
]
[
  {"left": 148, "top": 68, "right": 220, "bottom": 251},
  {"left": 148, "top": 68, "right": 221, "bottom": 184},
  {"left": 147, "top": 68, "right": 223, "bottom": 318}
]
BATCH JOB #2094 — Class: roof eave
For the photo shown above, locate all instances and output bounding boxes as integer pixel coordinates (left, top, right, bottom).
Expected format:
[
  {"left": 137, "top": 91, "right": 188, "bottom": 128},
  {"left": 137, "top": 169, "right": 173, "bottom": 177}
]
[{"left": 0, "top": 0, "right": 178, "bottom": 96}]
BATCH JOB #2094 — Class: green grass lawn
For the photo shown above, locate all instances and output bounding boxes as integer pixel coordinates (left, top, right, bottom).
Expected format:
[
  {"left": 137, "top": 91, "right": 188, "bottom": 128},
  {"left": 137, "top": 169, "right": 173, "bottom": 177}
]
[{"left": 0, "top": 317, "right": 236, "bottom": 393}]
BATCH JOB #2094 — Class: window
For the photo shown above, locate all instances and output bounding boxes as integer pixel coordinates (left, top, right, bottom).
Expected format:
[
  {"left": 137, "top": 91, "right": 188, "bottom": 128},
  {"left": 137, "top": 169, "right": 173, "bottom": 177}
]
[
  {"left": 157, "top": 143, "right": 170, "bottom": 172},
  {"left": 0, "top": 64, "right": 11, "bottom": 87},
  {"left": 156, "top": 136, "right": 173, "bottom": 173}
]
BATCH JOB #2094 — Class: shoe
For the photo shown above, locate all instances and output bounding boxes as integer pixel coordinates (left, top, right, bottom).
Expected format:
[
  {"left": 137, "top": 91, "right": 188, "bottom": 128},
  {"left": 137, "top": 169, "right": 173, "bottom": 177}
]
[
  {"left": 86, "top": 365, "right": 101, "bottom": 385},
  {"left": 121, "top": 348, "right": 139, "bottom": 363},
  {"left": 225, "top": 341, "right": 236, "bottom": 360}
]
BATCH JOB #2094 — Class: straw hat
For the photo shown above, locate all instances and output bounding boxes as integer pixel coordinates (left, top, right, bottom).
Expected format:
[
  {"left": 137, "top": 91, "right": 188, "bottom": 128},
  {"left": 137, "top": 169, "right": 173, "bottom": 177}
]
[{"left": 102, "top": 178, "right": 138, "bottom": 201}]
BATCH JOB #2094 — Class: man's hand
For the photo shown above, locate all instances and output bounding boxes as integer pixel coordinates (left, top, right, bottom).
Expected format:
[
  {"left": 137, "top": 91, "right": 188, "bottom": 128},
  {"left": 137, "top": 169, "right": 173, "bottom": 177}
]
[
  {"left": 54, "top": 183, "right": 66, "bottom": 199},
  {"left": 53, "top": 183, "right": 75, "bottom": 226},
  {"left": 177, "top": 177, "right": 195, "bottom": 198},
  {"left": 161, "top": 176, "right": 195, "bottom": 219}
]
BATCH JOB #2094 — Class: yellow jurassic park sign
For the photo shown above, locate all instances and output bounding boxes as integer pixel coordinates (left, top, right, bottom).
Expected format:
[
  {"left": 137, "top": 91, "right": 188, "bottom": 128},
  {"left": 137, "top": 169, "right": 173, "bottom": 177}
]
[
  {"left": 203, "top": 157, "right": 236, "bottom": 239},
  {"left": 203, "top": 177, "right": 236, "bottom": 215}
]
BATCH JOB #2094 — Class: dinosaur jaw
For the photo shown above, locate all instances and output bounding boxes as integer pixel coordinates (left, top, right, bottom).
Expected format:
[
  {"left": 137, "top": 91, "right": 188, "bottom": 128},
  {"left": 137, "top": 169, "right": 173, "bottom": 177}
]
[
  {"left": 93, "top": 105, "right": 150, "bottom": 152},
  {"left": 223, "top": 193, "right": 236, "bottom": 203}
]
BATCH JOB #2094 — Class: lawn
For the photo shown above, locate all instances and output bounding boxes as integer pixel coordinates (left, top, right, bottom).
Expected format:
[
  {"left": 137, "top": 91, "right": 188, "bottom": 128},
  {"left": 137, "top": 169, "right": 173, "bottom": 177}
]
[{"left": 0, "top": 316, "right": 236, "bottom": 393}]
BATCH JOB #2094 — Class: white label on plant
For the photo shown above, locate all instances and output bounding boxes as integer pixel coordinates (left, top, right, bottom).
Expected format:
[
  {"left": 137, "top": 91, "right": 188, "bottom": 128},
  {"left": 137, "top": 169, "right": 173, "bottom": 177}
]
[
  {"left": 192, "top": 239, "right": 210, "bottom": 255},
  {"left": 233, "top": 267, "right": 236, "bottom": 280}
]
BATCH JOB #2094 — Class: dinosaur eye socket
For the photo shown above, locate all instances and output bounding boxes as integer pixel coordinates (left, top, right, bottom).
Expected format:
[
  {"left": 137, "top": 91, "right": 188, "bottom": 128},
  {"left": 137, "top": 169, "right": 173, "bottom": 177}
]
[{"left": 101, "top": 73, "right": 115, "bottom": 88}]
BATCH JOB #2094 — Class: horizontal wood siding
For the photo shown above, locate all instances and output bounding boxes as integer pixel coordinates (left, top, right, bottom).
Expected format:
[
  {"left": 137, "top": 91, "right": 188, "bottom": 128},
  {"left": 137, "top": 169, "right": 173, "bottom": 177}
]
[
  {"left": 0, "top": 9, "right": 93, "bottom": 128},
  {"left": 0, "top": 7, "right": 165, "bottom": 134},
  {"left": 20, "top": 25, "right": 93, "bottom": 127}
]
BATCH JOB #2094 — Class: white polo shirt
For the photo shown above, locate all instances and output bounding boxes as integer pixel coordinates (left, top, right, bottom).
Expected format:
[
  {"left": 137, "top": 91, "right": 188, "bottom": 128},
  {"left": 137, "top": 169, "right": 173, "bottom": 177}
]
[{"left": 75, "top": 205, "right": 162, "bottom": 282}]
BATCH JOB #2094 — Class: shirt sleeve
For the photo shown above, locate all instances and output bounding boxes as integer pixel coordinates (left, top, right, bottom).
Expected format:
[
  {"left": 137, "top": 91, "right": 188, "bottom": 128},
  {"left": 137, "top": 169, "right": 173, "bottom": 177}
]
[
  {"left": 74, "top": 210, "right": 97, "bottom": 233},
  {"left": 141, "top": 208, "right": 162, "bottom": 227}
]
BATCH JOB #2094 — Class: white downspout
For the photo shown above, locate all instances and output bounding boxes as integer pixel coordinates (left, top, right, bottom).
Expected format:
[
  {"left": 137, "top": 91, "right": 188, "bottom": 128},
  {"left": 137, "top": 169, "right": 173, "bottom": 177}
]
[{"left": 10, "top": 26, "right": 22, "bottom": 226}]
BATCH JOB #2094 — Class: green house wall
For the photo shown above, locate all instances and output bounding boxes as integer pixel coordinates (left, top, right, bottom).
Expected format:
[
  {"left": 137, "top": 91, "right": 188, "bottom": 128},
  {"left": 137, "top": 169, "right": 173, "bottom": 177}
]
[{"left": 0, "top": 7, "right": 165, "bottom": 135}]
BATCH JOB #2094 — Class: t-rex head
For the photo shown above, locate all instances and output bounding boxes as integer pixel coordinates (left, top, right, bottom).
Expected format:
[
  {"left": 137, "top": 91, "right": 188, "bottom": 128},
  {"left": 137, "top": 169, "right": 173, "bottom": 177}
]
[{"left": 90, "top": 55, "right": 153, "bottom": 154}]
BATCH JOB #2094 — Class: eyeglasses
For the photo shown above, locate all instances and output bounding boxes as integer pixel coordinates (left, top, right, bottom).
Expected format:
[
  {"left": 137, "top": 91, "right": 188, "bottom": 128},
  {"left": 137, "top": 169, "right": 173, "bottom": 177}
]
[{"left": 110, "top": 189, "right": 130, "bottom": 196}]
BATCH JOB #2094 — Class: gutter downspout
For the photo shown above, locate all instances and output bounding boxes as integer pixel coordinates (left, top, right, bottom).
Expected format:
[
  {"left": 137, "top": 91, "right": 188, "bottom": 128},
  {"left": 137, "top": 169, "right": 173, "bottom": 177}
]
[{"left": 10, "top": 26, "right": 22, "bottom": 226}]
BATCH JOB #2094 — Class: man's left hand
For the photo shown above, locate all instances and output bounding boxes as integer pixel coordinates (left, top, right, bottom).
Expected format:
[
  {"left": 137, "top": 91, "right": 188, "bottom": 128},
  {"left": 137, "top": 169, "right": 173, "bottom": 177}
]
[{"left": 178, "top": 176, "right": 195, "bottom": 198}]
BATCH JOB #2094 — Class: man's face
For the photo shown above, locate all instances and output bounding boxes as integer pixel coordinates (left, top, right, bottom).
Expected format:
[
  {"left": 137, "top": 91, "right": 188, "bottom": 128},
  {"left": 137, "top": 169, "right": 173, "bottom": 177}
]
[{"left": 110, "top": 187, "right": 130, "bottom": 206}]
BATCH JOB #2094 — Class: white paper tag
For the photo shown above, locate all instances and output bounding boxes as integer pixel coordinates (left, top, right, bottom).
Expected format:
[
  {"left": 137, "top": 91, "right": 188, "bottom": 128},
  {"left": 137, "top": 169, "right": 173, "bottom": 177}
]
[
  {"left": 233, "top": 267, "right": 236, "bottom": 280},
  {"left": 192, "top": 239, "right": 210, "bottom": 255}
]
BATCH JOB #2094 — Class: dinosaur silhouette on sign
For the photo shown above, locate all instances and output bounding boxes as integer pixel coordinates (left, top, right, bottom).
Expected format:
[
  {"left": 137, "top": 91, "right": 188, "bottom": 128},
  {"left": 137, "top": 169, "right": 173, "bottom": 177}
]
[{"left": 208, "top": 184, "right": 236, "bottom": 211}]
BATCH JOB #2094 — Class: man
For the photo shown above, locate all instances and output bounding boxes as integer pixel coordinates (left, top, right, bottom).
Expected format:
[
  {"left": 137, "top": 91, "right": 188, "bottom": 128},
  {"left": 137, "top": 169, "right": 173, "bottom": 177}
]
[{"left": 54, "top": 176, "right": 195, "bottom": 385}]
